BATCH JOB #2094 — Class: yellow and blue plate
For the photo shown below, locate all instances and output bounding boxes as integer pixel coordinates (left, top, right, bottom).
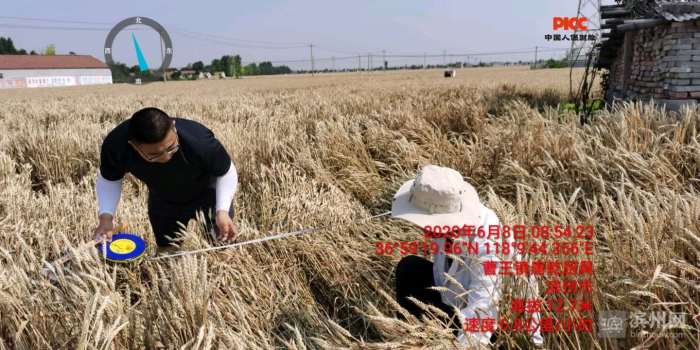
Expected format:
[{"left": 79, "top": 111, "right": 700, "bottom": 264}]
[{"left": 97, "top": 232, "right": 146, "bottom": 263}]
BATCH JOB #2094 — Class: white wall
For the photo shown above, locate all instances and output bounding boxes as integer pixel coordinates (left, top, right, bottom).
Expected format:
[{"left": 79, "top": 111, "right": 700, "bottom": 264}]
[{"left": 0, "top": 68, "right": 112, "bottom": 88}]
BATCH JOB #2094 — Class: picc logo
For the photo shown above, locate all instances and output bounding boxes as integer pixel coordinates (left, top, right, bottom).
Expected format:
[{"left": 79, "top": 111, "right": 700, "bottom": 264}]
[{"left": 553, "top": 17, "right": 589, "bottom": 31}]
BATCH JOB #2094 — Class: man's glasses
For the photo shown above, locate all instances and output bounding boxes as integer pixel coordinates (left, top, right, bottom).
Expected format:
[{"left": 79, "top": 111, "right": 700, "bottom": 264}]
[{"left": 130, "top": 127, "right": 180, "bottom": 162}]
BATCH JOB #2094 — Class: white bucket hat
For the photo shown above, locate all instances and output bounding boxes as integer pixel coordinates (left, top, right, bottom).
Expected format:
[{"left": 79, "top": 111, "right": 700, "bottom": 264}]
[{"left": 391, "top": 164, "right": 482, "bottom": 228}]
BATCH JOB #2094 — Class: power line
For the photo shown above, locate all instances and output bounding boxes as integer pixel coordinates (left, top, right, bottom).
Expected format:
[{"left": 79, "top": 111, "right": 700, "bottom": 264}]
[
  {"left": 167, "top": 26, "right": 308, "bottom": 46},
  {"left": 0, "top": 15, "right": 570, "bottom": 60},
  {"left": 314, "top": 46, "right": 384, "bottom": 56},
  {"left": 0, "top": 14, "right": 572, "bottom": 70},
  {"left": 309, "top": 44, "right": 314, "bottom": 74},
  {"left": 313, "top": 46, "right": 359, "bottom": 55},
  {"left": 0, "top": 15, "right": 311, "bottom": 48},
  {"left": 172, "top": 29, "right": 309, "bottom": 50},
  {"left": 0, "top": 23, "right": 112, "bottom": 31},
  {"left": 382, "top": 49, "right": 386, "bottom": 70},
  {"left": 0, "top": 15, "right": 112, "bottom": 26},
  {"left": 0, "top": 22, "right": 312, "bottom": 51},
  {"left": 0, "top": 22, "right": 311, "bottom": 53},
  {"left": 0, "top": 22, "right": 148, "bottom": 33},
  {"left": 242, "top": 55, "right": 356, "bottom": 65},
  {"left": 382, "top": 48, "right": 567, "bottom": 59},
  {"left": 245, "top": 48, "right": 568, "bottom": 66}
]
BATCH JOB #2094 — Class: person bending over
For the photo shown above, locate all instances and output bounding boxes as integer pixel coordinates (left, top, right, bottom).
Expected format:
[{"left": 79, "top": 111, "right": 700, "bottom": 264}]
[{"left": 93, "top": 107, "right": 238, "bottom": 254}]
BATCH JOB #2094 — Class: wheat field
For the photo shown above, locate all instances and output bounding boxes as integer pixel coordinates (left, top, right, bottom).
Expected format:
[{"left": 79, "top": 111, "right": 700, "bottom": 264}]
[{"left": 0, "top": 66, "right": 698, "bottom": 349}]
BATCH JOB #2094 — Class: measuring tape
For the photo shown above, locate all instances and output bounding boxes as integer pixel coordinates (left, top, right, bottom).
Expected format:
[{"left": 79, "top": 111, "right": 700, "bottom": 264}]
[
  {"left": 44, "top": 211, "right": 390, "bottom": 277},
  {"left": 43, "top": 211, "right": 392, "bottom": 271},
  {"left": 96, "top": 232, "right": 147, "bottom": 263},
  {"left": 150, "top": 211, "right": 391, "bottom": 261}
]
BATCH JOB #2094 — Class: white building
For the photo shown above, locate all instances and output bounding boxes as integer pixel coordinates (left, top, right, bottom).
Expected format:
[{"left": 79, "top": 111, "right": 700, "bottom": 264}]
[{"left": 0, "top": 54, "right": 112, "bottom": 89}]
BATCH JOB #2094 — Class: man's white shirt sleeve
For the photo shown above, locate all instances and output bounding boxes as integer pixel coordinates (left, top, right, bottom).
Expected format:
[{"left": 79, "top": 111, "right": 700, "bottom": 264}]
[
  {"left": 215, "top": 161, "right": 238, "bottom": 212},
  {"left": 96, "top": 171, "right": 122, "bottom": 216},
  {"left": 97, "top": 161, "right": 238, "bottom": 216}
]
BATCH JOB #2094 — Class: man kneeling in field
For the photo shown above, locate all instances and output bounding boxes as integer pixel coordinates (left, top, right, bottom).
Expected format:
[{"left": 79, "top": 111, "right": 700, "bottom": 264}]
[{"left": 93, "top": 107, "right": 238, "bottom": 254}]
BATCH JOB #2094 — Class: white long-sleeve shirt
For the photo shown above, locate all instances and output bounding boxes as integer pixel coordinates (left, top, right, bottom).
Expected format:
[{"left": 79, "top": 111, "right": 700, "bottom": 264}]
[
  {"left": 96, "top": 161, "right": 238, "bottom": 216},
  {"left": 432, "top": 204, "right": 544, "bottom": 347}
]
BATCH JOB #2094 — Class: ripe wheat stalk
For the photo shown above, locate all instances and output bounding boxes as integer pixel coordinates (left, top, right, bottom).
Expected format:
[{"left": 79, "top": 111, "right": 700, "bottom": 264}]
[{"left": 0, "top": 67, "right": 697, "bottom": 349}]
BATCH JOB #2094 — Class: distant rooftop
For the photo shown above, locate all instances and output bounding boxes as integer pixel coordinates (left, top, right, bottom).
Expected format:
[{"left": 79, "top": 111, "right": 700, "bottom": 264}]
[
  {"left": 0, "top": 55, "right": 108, "bottom": 70},
  {"left": 624, "top": 0, "right": 700, "bottom": 21},
  {"left": 657, "top": 1, "right": 700, "bottom": 21}
]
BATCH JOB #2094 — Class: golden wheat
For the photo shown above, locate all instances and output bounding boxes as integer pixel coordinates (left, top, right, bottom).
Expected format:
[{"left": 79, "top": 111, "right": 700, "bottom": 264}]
[{"left": 0, "top": 67, "right": 697, "bottom": 349}]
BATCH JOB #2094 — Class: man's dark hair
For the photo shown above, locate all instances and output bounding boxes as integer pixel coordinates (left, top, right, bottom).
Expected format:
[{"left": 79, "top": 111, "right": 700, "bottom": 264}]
[{"left": 128, "top": 107, "right": 173, "bottom": 144}]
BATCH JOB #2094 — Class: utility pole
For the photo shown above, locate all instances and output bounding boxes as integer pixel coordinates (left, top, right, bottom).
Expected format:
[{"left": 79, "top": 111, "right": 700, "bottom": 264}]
[
  {"left": 533, "top": 46, "right": 538, "bottom": 69},
  {"left": 160, "top": 36, "right": 167, "bottom": 82},
  {"left": 332, "top": 56, "right": 335, "bottom": 72},
  {"left": 382, "top": 50, "right": 386, "bottom": 71},
  {"left": 358, "top": 55, "right": 362, "bottom": 72},
  {"left": 309, "top": 44, "right": 315, "bottom": 75},
  {"left": 368, "top": 53, "right": 371, "bottom": 72}
]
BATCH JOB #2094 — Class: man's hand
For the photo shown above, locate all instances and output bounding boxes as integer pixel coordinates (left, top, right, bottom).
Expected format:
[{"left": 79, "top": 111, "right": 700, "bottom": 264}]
[
  {"left": 215, "top": 210, "right": 237, "bottom": 242},
  {"left": 93, "top": 213, "right": 115, "bottom": 242}
]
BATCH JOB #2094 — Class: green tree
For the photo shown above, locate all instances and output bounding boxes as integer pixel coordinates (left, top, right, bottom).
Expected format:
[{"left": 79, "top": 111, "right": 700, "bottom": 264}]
[
  {"left": 0, "top": 37, "right": 31, "bottom": 54},
  {"left": 240, "top": 61, "right": 290, "bottom": 76},
  {"left": 108, "top": 62, "right": 131, "bottom": 83},
  {"left": 7, "top": 37, "right": 16, "bottom": 53},
  {"left": 243, "top": 63, "right": 258, "bottom": 76},
  {"left": 274, "top": 65, "right": 291, "bottom": 74},
  {"left": 221, "top": 55, "right": 233, "bottom": 77},
  {"left": 543, "top": 58, "right": 567, "bottom": 69},
  {"left": 259, "top": 61, "right": 273, "bottom": 75},
  {"left": 0, "top": 37, "right": 18, "bottom": 54},
  {"left": 232, "top": 55, "right": 242, "bottom": 78},
  {"left": 192, "top": 61, "right": 204, "bottom": 72},
  {"left": 44, "top": 44, "right": 56, "bottom": 55},
  {"left": 210, "top": 58, "right": 222, "bottom": 73}
]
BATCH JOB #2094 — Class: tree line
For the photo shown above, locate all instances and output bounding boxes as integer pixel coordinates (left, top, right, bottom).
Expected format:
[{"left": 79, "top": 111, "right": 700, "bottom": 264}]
[
  {"left": 108, "top": 62, "right": 158, "bottom": 83},
  {"left": 0, "top": 37, "right": 60, "bottom": 55},
  {"left": 0, "top": 37, "right": 32, "bottom": 55},
  {"left": 179, "top": 55, "right": 291, "bottom": 79}
]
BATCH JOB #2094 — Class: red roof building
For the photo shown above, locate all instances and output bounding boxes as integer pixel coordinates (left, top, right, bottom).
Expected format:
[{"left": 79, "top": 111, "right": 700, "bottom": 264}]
[
  {"left": 0, "top": 54, "right": 108, "bottom": 70},
  {"left": 0, "top": 54, "right": 112, "bottom": 89}
]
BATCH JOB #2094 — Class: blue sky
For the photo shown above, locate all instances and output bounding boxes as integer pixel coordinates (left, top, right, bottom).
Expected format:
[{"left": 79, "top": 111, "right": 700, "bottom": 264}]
[{"left": 0, "top": 0, "right": 611, "bottom": 70}]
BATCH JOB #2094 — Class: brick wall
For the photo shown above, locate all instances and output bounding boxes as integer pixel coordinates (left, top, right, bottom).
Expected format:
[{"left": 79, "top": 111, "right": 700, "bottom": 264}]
[
  {"left": 662, "top": 20, "right": 700, "bottom": 99},
  {"left": 606, "top": 19, "right": 700, "bottom": 101},
  {"left": 608, "top": 44, "right": 625, "bottom": 100}
]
